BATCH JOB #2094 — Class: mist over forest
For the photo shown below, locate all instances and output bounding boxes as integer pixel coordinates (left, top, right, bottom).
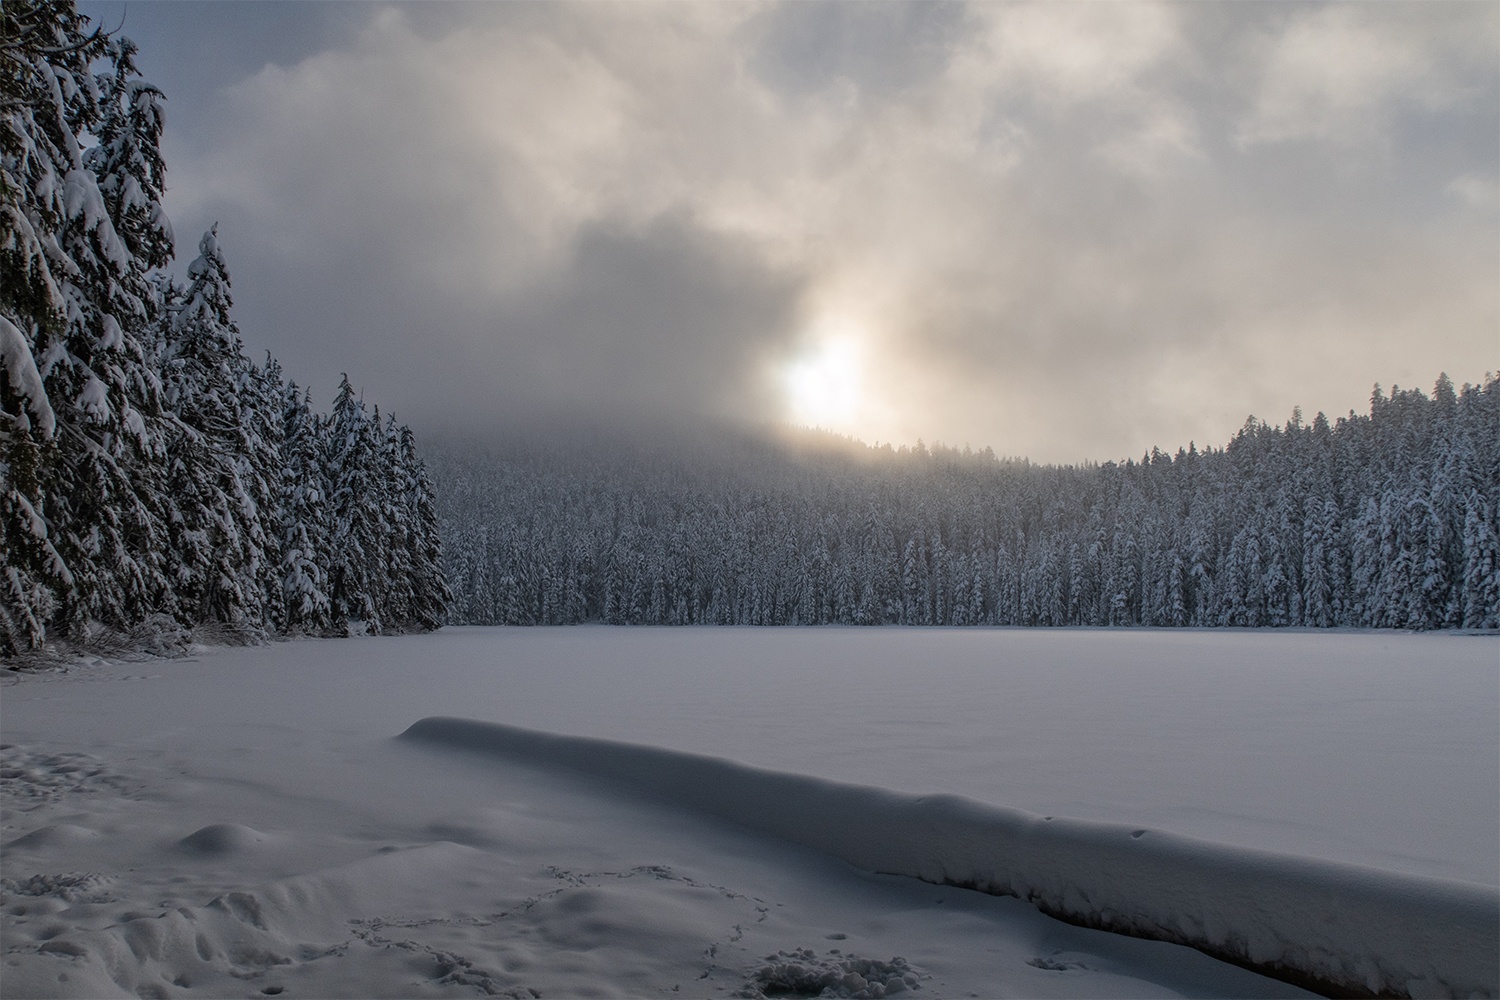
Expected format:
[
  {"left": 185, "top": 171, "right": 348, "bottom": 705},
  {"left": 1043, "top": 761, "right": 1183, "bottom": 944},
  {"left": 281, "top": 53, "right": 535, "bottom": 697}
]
[{"left": 432, "top": 374, "right": 1500, "bottom": 631}]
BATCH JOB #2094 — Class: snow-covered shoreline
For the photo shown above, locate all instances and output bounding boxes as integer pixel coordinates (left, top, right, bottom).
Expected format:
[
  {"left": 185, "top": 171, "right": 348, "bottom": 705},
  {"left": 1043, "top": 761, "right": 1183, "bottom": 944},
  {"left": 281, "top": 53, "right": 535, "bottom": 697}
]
[{"left": 403, "top": 715, "right": 1497, "bottom": 998}]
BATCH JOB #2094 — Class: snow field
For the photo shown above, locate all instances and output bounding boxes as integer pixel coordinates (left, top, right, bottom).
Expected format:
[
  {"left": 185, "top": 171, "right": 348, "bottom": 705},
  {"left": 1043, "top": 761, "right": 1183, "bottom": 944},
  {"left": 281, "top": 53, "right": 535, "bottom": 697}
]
[
  {"left": 0, "top": 725, "right": 1310, "bottom": 999},
  {"left": 2, "top": 627, "right": 1495, "bottom": 998}
]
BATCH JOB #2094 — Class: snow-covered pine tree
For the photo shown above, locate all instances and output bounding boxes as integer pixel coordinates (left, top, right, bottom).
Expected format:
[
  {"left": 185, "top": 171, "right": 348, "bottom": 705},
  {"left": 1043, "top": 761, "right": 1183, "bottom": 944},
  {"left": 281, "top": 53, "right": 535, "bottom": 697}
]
[
  {"left": 86, "top": 36, "right": 170, "bottom": 272},
  {"left": 376, "top": 411, "right": 414, "bottom": 627},
  {"left": 1348, "top": 495, "right": 1383, "bottom": 627},
  {"left": 324, "top": 374, "right": 383, "bottom": 633},
  {"left": 277, "top": 382, "right": 333, "bottom": 634},
  {"left": 158, "top": 227, "right": 266, "bottom": 634},
  {"left": 0, "top": 20, "right": 64, "bottom": 645},
  {"left": 238, "top": 352, "right": 286, "bottom": 626},
  {"left": 1460, "top": 490, "right": 1499, "bottom": 629},
  {"left": 1300, "top": 495, "right": 1335, "bottom": 628},
  {"left": 397, "top": 421, "right": 449, "bottom": 631},
  {"left": 2, "top": 1, "right": 175, "bottom": 650}
]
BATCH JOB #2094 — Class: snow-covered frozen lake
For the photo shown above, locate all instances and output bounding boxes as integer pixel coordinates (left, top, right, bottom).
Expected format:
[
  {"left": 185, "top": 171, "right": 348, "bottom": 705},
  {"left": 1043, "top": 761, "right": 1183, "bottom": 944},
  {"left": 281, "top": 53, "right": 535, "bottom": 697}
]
[{"left": 3, "top": 627, "right": 1495, "bottom": 998}]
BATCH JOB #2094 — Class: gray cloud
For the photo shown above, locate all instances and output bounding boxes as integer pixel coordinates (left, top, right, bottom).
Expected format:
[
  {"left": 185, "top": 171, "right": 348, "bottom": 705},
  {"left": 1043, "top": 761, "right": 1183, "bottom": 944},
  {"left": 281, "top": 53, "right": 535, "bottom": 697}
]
[
  {"left": 460, "top": 213, "right": 805, "bottom": 432},
  {"left": 743, "top": 1, "right": 968, "bottom": 103},
  {"left": 80, "top": 0, "right": 1498, "bottom": 463}
]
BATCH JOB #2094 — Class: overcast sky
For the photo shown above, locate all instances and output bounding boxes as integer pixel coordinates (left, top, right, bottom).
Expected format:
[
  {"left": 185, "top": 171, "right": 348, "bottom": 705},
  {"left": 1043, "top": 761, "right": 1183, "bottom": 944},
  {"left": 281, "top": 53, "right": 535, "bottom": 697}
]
[{"left": 79, "top": 0, "right": 1498, "bottom": 463}]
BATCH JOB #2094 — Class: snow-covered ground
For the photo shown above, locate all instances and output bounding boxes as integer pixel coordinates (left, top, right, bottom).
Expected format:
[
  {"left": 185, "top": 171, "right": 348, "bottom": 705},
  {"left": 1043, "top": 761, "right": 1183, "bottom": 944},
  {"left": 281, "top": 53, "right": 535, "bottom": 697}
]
[{"left": 2, "top": 627, "right": 1495, "bottom": 998}]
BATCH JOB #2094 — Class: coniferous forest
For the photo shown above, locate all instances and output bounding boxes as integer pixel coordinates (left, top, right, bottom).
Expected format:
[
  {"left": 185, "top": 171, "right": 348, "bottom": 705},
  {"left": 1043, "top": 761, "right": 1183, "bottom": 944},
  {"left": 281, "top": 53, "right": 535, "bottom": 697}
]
[
  {"left": 4, "top": 3, "right": 1497, "bottom": 656},
  {"left": 434, "top": 375, "right": 1499, "bottom": 631},
  {"left": 1, "top": 3, "right": 449, "bottom": 655}
]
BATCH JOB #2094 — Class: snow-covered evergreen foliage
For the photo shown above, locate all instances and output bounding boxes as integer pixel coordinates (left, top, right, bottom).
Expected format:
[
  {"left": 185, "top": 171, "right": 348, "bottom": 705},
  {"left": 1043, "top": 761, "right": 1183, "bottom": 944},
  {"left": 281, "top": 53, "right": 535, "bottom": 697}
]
[
  {"left": 276, "top": 382, "right": 334, "bottom": 635},
  {"left": 0, "top": 1, "right": 447, "bottom": 654},
  {"left": 433, "top": 375, "right": 1500, "bottom": 630}
]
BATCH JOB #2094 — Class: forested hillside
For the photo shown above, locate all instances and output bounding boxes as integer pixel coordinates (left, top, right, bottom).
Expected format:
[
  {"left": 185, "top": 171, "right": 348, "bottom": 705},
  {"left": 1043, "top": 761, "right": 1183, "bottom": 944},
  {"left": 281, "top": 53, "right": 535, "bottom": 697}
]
[
  {"left": 5, "top": 3, "right": 1493, "bottom": 651},
  {"left": 1, "top": 2, "right": 448, "bottom": 655},
  {"left": 434, "top": 375, "right": 1499, "bottom": 630}
]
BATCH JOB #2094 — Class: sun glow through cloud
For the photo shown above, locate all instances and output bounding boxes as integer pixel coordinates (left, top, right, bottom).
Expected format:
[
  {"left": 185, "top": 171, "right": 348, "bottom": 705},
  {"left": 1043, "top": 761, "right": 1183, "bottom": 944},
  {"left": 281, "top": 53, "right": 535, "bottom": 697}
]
[
  {"left": 129, "top": 0, "right": 1500, "bottom": 463},
  {"left": 782, "top": 335, "right": 862, "bottom": 431}
]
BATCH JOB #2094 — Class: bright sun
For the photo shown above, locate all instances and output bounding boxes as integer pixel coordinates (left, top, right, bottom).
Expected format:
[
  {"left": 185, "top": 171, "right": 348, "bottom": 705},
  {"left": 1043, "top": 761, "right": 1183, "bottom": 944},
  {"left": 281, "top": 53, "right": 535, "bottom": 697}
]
[{"left": 782, "top": 335, "right": 862, "bottom": 430}]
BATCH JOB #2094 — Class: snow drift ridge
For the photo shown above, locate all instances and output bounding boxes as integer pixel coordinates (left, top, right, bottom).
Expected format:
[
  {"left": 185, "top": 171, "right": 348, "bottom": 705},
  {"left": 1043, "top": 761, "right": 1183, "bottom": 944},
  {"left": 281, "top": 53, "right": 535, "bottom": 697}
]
[{"left": 399, "top": 716, "right": 1498, "bottom": 1000}]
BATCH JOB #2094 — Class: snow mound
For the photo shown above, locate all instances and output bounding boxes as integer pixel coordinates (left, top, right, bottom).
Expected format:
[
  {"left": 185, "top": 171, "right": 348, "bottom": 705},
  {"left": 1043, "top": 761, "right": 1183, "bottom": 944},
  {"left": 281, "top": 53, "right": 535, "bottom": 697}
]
[
  {"left": 0, "top": 842, "right": 485, "bottom": 1000},
  {"left": 400, "top": 716, "right": 1500, "bottom": 1000},
  {"left": 4, "top": 824, "right": 103, "bottom": 851},
  {"left": 176, "top": 823, "right": 268, "bottom": 855},
  {"left": 743, "top": 948, "right": 922, "bottom": 998}
]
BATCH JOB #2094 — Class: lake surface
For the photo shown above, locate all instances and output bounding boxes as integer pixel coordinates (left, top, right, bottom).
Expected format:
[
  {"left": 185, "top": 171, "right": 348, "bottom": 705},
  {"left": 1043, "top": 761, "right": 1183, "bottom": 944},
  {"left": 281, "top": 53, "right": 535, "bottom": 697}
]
[{"left": 31, "top": 625, "right": 1491, "bottom": 885}]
